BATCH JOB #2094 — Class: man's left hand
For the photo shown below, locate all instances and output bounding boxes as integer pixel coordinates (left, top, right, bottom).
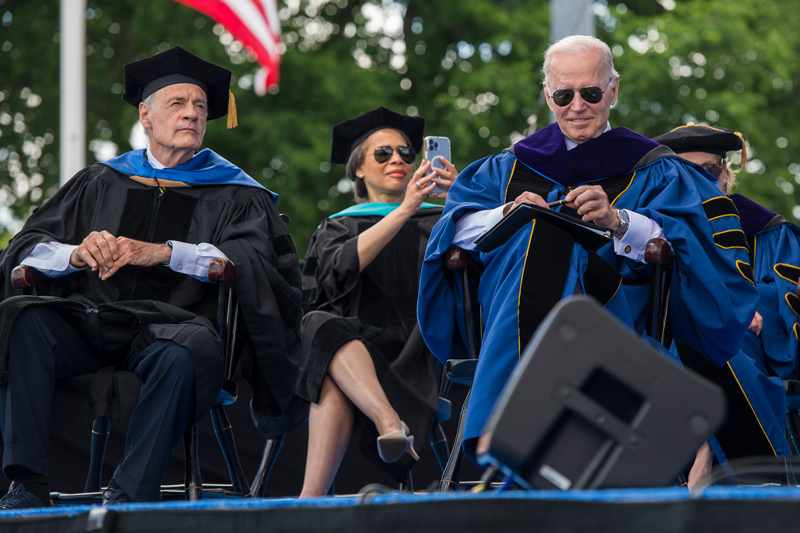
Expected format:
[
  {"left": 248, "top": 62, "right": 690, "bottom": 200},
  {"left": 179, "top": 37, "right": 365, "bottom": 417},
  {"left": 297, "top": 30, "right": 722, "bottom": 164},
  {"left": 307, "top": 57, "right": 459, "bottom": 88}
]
[{"left": 564, "top": 185, "right": 618, "bottom": 229}]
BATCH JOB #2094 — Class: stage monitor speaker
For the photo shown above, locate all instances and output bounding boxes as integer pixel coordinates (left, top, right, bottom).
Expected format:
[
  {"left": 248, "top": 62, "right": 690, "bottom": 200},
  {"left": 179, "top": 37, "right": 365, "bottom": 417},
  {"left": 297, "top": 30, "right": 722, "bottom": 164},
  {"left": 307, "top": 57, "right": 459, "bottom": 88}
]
[{"left": 479, "top": 296, "right": 726, "bottom": 490}]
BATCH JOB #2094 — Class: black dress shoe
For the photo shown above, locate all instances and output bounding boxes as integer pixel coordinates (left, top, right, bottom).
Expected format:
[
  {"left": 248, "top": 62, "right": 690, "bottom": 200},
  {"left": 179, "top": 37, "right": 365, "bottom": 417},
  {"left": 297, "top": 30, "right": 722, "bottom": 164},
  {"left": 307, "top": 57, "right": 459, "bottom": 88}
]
[
  {"left": 102, "top": 486, "right": 132, "bottom": 506},
  {"left": 0, "top": 482, "right": 49, "bottom": 510}
]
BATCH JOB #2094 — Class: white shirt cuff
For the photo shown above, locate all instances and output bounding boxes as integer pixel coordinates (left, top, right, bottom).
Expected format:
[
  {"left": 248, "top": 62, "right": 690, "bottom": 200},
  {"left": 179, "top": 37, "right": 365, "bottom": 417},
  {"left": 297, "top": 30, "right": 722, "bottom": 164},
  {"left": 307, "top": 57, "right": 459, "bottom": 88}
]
[
  {"left": 452, "top": 204, "right": 511, "bottom": 250},
  {"left": 21, "top": 242, "right": 83, "bottom": 276},
  {"left": 613, "top": 210, "right": 667, "bottom": 262}
]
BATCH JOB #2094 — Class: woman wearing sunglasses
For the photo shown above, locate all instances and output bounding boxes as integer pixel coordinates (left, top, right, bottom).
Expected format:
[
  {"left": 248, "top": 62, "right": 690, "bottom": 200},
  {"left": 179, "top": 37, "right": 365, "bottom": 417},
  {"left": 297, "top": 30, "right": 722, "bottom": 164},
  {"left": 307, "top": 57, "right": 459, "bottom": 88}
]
[
  {"left": 297, "top": 106, "right": 456, "bottom": 497},
  {"left": 654, "top": 123, "right": 792, "bottom": 484}
]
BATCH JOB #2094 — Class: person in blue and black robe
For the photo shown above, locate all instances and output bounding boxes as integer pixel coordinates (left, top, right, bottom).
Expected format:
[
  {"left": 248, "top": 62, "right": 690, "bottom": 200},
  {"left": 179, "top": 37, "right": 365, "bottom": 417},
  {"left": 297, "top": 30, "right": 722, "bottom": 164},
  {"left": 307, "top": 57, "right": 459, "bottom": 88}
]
[
  {"left": 417, "top": 36, "right": 761, "bottom": 489},
  {"left": 655, "top": 123, "right": 793, "bottom": 465}
]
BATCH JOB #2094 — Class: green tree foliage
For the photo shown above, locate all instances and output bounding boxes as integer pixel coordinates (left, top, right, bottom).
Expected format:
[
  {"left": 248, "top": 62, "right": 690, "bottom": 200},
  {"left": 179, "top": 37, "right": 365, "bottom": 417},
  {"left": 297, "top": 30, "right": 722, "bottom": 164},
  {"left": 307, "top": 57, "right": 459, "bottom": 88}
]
[
  {"left": 603, "top": 0, "right": 800, "bottom": 217},
  {"left": 2, "top": 0, "right": 800, "bottom": 254}
]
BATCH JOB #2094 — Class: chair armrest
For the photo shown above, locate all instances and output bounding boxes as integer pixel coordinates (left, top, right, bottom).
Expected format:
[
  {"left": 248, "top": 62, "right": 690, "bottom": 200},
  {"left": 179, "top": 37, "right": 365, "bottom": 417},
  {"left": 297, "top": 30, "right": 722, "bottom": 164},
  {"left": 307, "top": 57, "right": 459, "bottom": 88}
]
[
  {"left": 785, "top": 379, "right": 800, "bottom": 397},
  {"left": 644, "top": 238, "right": 672, "bottom": 265},
  {"left": 13, "top": 258, "right": 236, "bottom": 287},
  {"left": 444, "top": 246, "right": 470, "bottom": 270},
  {"left": 208, "top": 258, "right": 235, "bottom": 284},
  {"left": 785, "top": 380, "right": 800, "bottom": 411},
  {"left": 446, "top": 359, "right": 478, "bottom": 387},
  {"left": 10, "top": 264, "right": 43, "bottom": 288}
]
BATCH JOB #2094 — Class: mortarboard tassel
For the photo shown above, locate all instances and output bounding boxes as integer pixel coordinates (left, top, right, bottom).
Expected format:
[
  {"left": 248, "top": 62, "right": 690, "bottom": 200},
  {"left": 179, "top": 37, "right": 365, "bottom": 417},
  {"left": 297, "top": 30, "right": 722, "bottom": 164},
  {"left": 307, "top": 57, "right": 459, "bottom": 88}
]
[
  {"left": 227, "top": 90, "right": 238, "bottom": 129},
  {"left": 733, "top": 131, "right": 747, "bottom": 166}
]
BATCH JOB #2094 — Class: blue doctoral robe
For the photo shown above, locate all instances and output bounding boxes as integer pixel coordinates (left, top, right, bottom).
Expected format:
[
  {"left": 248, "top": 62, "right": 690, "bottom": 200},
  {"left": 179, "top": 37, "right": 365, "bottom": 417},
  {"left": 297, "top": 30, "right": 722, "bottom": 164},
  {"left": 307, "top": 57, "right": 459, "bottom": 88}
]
[
  {"left": 733, "top": 193, "right": 800, "bottom": 382},
  {"left": 418, "top": 124, "right": 763, "bottom": 461}
]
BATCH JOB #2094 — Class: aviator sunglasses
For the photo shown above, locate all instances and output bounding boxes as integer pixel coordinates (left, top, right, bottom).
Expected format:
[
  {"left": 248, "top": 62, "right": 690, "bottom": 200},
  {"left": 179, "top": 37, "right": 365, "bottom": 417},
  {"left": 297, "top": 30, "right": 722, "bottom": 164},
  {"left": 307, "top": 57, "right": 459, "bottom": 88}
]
[
  {"left": 372, "top": 146, "right": 417, "bottom": 164},
  {"left": 549, "top": 78, "right": 613, "bottom": 107},
  {"left": 702, "top": 160, "right": 726, "bottom": 179}
]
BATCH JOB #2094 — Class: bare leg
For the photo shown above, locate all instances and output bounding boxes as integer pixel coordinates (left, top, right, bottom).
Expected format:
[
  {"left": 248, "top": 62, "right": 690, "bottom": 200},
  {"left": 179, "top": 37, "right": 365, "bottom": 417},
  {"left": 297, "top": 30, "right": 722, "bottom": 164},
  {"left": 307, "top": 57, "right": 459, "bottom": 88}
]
[
  {"left": 687, "top": 441, "right": 713, "bottom": 491},
  {"left": 300, "top": 340, "right": 407, "bottom": 497},
  {"left": 327, "top": 340, "right": 404, "bottom": 437},
  {"left": 299, "top": 375, "right": 354, "bottom": 498}
]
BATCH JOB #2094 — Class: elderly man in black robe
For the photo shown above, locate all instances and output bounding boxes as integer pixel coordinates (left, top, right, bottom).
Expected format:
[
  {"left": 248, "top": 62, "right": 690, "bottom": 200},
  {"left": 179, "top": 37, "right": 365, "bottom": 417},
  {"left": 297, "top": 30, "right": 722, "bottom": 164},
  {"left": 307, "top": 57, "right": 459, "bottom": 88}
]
[{"left": 0, "top": 46, "right": 301, "bottom": 508}]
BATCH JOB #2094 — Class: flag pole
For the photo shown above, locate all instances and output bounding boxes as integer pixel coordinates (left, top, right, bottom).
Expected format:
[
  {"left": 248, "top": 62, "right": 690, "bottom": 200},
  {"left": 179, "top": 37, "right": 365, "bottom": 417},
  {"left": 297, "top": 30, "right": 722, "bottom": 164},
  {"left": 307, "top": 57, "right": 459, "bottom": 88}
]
[{"left": 60, "top": 0, "right": 87, "bottom": 185}]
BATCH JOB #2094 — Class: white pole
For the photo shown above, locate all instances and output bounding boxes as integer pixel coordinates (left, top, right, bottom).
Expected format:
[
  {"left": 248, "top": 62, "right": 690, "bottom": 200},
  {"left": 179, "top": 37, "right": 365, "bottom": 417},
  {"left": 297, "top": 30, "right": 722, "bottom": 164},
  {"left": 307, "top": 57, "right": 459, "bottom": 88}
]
[
  {"left": 60, "top": 0, "right": 87, "bottom": 185},
  {"left": 547, "top": 0, "right": 595, "bottom": 123},
  {"left": 550, "top": 0, "right": 595, "bottom": 42}
]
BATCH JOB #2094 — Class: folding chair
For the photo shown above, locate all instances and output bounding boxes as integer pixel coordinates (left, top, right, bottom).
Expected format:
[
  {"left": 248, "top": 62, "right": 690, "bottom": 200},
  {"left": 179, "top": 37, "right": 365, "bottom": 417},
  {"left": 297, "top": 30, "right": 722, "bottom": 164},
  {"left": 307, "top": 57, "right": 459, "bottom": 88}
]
[{"left": 10, "top": 258, "right": 249, "bottom": 502}]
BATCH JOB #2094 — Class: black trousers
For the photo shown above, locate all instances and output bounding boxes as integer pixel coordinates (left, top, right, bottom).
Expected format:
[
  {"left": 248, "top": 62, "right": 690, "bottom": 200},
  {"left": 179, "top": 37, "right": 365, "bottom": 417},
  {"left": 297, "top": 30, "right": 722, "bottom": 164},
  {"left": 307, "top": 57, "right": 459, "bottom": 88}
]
[{"left": 0, "top": 306, "right": 198, "bottom": 501}]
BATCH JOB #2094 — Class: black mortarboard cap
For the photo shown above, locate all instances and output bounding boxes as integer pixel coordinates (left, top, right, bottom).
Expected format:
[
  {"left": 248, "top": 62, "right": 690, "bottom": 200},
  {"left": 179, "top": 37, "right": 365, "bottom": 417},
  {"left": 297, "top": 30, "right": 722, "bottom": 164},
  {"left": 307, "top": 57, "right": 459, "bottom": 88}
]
[
  {"left": 654, "top": 122, "right": 747, "bottom": 164},
  {"left": 330, "top": 106, "right": 425, "bottom": 164},
  {"left": 123, "top": 46, "right": 232, "bottom": 121}
]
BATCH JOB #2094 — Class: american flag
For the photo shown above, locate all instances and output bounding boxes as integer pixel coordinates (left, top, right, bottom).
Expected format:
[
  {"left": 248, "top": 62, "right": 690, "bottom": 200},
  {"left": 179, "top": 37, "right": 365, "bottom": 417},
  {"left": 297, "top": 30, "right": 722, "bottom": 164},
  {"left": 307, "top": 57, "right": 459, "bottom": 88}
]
[{"left": 175, "top": 0, "right": 282, "bottom": 95}]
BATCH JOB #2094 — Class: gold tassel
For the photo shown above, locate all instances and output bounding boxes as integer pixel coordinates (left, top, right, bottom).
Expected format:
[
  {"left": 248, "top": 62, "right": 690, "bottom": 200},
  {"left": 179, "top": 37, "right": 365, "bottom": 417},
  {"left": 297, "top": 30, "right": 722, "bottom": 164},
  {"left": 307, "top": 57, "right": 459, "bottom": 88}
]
[
  {"left": 734, "top": 131, "right": 747, "bottom": 166},
  {"left": 227, "top": 90, "right": 238, "bottom": 129}
]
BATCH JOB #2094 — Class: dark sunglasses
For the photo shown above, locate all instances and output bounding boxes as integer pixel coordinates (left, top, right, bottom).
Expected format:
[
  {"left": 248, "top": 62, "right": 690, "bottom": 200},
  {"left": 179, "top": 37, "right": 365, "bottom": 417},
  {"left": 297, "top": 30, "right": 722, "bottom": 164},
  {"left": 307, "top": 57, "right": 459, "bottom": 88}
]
[
  {"left": 703, "top": 160, "right": 726, "bottom": 179},
  {"left": 373, "top": 146, "right": 416, "bottom": 164},
  {"left": 550, "top": 78, "right": 613, "bottom": 107}
]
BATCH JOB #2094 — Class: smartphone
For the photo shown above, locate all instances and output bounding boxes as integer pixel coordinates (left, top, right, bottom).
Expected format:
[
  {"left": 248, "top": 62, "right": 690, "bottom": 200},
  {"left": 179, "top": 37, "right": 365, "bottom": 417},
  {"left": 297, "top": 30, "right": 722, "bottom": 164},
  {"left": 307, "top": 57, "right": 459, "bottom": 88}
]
[{"left": 423, "top": 136, "right": 451, "bottom": 194}]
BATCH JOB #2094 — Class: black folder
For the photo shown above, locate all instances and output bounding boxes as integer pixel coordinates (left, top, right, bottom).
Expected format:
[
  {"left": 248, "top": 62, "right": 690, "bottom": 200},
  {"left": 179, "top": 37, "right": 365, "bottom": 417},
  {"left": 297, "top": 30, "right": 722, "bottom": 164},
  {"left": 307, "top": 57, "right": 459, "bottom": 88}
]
[{"left": 474, "top": 202, "right": 613, "bottom": 253}]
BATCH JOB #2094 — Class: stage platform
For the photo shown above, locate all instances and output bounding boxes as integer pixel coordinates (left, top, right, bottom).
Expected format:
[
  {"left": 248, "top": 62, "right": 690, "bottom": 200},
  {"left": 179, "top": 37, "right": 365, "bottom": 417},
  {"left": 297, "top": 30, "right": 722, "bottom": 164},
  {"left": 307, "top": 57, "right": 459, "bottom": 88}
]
[{"left": 1, "top": 486, "right": 800, "bottom": 532}]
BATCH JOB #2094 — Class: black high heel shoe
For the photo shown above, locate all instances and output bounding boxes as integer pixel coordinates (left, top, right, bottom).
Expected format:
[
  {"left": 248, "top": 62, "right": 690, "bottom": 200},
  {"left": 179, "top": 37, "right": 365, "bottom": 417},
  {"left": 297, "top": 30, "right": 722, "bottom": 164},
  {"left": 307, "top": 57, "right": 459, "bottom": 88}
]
[{"left": 377, "top": 422, "right": 420, "bottom": 463}]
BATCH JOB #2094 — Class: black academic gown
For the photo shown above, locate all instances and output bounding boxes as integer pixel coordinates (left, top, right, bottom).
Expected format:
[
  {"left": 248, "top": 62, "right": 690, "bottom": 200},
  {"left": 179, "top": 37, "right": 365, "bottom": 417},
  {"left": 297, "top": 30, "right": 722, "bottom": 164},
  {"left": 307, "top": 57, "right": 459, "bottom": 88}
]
[
  {"left": 298, "top": 204, "right": 442, "bottom": 481},
  {"left": 0, "top": 162, "right": 303, "bottom": 422}
]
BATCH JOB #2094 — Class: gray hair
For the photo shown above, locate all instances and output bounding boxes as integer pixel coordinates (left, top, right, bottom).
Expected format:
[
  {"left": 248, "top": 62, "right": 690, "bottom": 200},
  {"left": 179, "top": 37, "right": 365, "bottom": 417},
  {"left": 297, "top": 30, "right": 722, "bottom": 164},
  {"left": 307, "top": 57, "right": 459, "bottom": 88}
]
[
  {"left": 345, "top": 127, "right": 413, "bottom": 203},
  {"left": 141, "top": 93, "right": 158, "bottom": 139},
  {"left": 542, "top": 35, "right": 619, "bottom": 90},
  {"left": 720, "top": 164, "right": 739, "bottom": 195}
]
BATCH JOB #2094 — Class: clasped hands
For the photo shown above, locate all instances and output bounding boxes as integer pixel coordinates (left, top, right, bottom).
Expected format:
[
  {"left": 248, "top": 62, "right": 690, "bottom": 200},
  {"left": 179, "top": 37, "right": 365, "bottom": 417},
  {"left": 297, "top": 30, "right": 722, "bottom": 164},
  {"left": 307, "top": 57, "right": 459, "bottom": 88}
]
[
  {"left": 69, "top": 230, "right": 172, "bottom": 280},
  {"left": 506, "top": 185, "right": 622, "bottom": 232}
]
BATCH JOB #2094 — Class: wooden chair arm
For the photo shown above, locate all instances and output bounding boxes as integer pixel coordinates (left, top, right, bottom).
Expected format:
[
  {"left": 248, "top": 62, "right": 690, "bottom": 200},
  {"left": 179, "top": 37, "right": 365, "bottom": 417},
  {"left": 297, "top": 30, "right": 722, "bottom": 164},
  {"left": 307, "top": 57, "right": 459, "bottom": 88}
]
[
  {"left": 644, "top": 238, "right": 673, "bottom": 265},
  {"left": 444, "top": 246, "right": 470, "bottom": 270},
  {"left": 12, "top": 259, "right": 235, "bottom": 287},
  {"left": 208, "top": 258, "right": 235, "bottom": 284},
  {"left": 10, "top": 264, "right": 43, "bottom": 288}
]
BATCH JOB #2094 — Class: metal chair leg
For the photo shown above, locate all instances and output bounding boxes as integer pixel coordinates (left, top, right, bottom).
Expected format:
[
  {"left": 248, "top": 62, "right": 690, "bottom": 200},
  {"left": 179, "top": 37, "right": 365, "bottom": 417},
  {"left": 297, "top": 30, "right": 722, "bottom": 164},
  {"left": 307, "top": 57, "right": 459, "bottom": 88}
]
[
  {"left": 210, "top": 405, "right": 250, "bottom": 496},
  {"left": 428, "top": 422, "right": 450, "bottom": 472},
  {"left": 250, "top": 435, "right": 286, "bottom": 498},
  {"left": 183, "top": 425, "right": 203, "bottom": 501},
  {"left": 400, "top": 472, "right": 414, "bottom": 493},
  {"left": 84, "top": 416, "right": 110, "bottom": 492},
  {"left": 440, "top": 390, "right": 470, "bottom": 491}
]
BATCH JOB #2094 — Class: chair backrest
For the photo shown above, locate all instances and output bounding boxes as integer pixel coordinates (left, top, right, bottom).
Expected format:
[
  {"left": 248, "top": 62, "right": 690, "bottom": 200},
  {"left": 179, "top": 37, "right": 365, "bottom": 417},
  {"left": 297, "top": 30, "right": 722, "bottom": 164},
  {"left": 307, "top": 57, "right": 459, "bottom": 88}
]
[
  {"left": 443, "top": 246, "right": 485, "bottom": 361},
  {"left": 643, "top": 238, "right": 674, "bottom": 348}
]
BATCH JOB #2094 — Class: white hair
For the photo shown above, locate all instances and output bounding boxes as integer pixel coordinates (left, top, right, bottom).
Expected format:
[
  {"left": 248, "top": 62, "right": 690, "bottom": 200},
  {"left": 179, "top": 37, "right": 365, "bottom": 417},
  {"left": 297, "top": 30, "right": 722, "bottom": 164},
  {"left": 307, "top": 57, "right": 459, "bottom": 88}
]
[{"left": 542, "top": 35, "right": 619, "bottom": 89}]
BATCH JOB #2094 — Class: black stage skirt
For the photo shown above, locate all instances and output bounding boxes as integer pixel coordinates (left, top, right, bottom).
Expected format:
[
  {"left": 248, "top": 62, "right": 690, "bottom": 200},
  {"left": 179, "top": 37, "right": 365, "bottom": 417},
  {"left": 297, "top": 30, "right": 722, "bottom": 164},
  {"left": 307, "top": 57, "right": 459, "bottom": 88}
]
[{"left": 297, "top": 310, "right": 438, "bottom": 481}]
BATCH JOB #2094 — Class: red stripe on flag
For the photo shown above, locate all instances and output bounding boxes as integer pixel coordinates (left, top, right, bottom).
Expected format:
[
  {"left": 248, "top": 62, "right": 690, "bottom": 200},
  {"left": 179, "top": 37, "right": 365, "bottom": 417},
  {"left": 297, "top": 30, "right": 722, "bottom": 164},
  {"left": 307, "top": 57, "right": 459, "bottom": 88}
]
[{"left": 174, "top": 0, "right": 281, "bottom": 91}]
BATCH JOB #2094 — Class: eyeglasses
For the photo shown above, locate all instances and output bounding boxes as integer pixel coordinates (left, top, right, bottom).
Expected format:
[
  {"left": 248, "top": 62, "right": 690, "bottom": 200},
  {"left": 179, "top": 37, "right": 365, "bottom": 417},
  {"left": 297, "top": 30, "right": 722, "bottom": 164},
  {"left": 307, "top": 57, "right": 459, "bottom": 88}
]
[
  {"left": 549, "top": 78, "right": 613, "bottom": 107},
  {"left": 372, "top": 146, "right": 416, "bottom": 164},
  {"left": 702, "top": 160, "right": 726, "bottom": 179}
]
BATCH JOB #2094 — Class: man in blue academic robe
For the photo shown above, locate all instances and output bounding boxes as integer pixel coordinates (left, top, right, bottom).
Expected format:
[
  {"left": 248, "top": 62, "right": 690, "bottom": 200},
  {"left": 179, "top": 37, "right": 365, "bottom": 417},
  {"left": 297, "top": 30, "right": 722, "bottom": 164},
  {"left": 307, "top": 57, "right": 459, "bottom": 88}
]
[{"left": 417, "top": 36, "right": 761, "bottom": 486}]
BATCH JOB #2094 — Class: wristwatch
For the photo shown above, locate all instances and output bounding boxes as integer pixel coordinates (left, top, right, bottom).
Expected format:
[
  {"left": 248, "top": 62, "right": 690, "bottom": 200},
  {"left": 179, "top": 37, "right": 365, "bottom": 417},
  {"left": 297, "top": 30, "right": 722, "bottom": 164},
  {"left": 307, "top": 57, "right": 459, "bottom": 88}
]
[{"left": 614, "top": 209, "right": 630, "bottom": 238}]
